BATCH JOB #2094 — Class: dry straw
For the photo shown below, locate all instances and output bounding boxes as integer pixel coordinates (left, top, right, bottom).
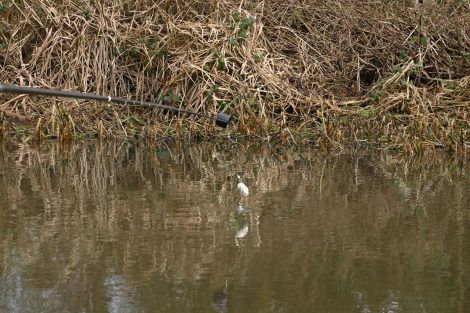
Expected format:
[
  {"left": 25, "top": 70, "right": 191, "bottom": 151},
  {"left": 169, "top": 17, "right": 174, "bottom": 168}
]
[{"left": 0, "top": 0, "right": 468, "bottom": 153}]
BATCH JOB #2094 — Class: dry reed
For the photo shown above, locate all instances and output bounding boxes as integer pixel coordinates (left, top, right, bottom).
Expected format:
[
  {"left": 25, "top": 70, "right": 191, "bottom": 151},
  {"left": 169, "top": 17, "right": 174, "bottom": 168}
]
[{"left": 0, "top": 0, "right": 468, "bottom": 152}]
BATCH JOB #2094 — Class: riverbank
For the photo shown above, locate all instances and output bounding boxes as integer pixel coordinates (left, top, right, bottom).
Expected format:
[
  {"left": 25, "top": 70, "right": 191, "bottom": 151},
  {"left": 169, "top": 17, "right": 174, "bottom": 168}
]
[{"left": 0, "top": 0, "right": 468, "bottom": 153}]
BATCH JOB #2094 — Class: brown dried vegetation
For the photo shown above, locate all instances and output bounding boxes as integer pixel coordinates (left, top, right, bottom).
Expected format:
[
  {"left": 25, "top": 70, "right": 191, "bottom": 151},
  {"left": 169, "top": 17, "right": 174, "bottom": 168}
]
[{"left": 0, "top": 0, "right": 469, "bottom": 152}]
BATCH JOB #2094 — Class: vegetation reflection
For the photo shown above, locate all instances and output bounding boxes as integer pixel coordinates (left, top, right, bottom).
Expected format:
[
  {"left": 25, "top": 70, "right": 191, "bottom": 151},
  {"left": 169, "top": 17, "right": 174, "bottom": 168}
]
[{"left": 0, "top": 141, "right": 468, "bottom": 312}]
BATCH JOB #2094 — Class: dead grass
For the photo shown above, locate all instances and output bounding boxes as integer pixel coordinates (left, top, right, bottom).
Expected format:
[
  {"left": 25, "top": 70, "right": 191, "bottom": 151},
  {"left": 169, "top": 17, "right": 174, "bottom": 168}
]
[{"left": 0, "top": 0, "right": 468, "bottom": 153}]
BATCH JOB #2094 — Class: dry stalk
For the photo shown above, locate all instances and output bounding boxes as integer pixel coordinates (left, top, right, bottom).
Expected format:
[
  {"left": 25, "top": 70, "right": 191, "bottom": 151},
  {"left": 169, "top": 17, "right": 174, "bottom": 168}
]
[{"left": 0, "top": 0, "right": 468, "bottom": 152}]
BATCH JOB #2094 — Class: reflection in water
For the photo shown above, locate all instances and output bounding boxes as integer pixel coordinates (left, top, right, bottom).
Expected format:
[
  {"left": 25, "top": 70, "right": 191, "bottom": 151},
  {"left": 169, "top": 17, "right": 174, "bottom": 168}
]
[
  {"left": 236, "top": 225, "right": 249, "bottom": 240},
  {"left": 212, "top": 280, "right": 228, "bottom": 313},
  {"left": 105, "top": 275, "right": 141, "bottom": 313},
  {"left": 0, "top": 141, "right": 468, "bottom": 312},
  {"left": 236, "top": 205, "right": 249, "bottom": 214}
]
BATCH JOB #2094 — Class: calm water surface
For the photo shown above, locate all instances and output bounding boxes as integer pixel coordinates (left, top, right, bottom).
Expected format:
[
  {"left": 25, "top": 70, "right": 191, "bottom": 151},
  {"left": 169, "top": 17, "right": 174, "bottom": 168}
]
[{"left": 0, "top": 141, "right": 468, "bottom": 313}]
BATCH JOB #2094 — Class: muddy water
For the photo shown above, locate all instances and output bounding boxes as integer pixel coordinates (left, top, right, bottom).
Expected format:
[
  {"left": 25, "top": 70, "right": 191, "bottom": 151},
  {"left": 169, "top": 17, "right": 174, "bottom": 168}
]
[{"left": 0, "top": 141, "right": 468, "bottom": 313}]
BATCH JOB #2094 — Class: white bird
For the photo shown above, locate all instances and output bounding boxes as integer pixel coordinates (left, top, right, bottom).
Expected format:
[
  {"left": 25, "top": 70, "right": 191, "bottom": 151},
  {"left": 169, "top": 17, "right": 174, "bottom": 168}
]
[
  {"left": 236, "top": 224, "right": 249, "bottom": 239},
  {"left": 237, "top": 175, "right": 249, "bottom": 196}
]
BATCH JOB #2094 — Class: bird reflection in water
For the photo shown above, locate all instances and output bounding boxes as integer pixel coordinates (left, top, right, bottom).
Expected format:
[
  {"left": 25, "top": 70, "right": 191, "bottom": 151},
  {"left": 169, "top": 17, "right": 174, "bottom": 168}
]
[
  {"left": 234, "top": 207, "right": 249, "bottom": 246},
  {"left": 236, "top": 224, "right": 249, "bottom": 239},
  {"left": 212, "top": 280, "right": 228, "bottom": 313}
]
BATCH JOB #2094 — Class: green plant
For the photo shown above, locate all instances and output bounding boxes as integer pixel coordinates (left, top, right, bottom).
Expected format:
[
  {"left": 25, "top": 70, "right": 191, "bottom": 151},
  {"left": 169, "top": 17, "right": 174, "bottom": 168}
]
[
  {"left": 217, "top": 57, "right": 226, "bottom": 71},
  {"left": 359, "top": 106, "right": 377, "bottom": 118},
  {"left": 253, "top": 54, "right": 264, "bottom": 63},
  {"left": 369, "top": 90, "right": 382, "bottom": 103},
  {"left": 0, "top": 2, "right": 13, "bottom": 11},
  {"left": 83, "top": 9, "right": 92, "bottom": 20},
  {"left": 163, "top": 90, "right": 181, "bottom": 104},
  {"left": 128, "top": 47, "right": 140, "bottom": 58},
  {"left": 411, "top": 62, "right": 423, "bottom": 76},
  {"left": 229, "top": 13, "right": 255, "bottom": 44}
]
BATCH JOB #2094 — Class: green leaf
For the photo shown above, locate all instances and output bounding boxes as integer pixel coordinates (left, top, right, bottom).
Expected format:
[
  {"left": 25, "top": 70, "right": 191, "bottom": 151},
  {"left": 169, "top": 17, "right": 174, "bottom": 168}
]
[
  {"left": 229, "top": 37, "right": 239, "bottom": 46},
  {"left": 238, "top": 29, "right": 248, "bottom": 40},
  {"left": 114, "top": 47, "right": 125, "bottom": 56},
  {"left": 163, "top": 91, "right": 181, "bottom": 103},
  {"left": 420, "top": 35, "right": 428, "bottom": 45},
  {"left": 128, "top": 47, "right": 140, "bottom": 58},
  {"left": 232, "top": 12, "right": 241, "bottom": 22},
  {"left": 0, "top": 2, "right": 13, "bottom": 11},
  {"left": 369, "top": 90, "right": 381, "bottom": 103},
  {"left": 253, "top": 54, "right": 264, "bottom": 63},
  {"left": 239, "top": 17, "right": 255, "bottom": 30},
  {"left": 217, "top": 57, "right": 226, "bottom": 71},
  {"left": 156, "top": 47, "right": 168, "bottom": 57},
  {"left": 83, "top": 9, "right": 92, "bottom": 20}
]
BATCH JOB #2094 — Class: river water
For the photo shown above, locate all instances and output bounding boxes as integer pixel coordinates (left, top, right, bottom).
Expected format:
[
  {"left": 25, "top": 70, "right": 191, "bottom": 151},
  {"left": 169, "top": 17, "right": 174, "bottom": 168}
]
[{"left": 0, "top": 141, "right": 468, "bottom": 313}]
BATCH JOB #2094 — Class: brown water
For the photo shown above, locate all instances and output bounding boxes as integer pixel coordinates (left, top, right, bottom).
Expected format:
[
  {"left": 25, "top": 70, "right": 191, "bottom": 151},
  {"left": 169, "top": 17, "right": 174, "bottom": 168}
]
[{"left": 0, "top": 141, "right": 468, "bottom": 313}]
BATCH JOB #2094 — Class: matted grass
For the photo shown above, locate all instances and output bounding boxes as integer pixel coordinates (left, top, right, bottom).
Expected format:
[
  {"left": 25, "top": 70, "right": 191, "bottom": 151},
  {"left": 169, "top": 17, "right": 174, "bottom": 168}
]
[{"left": 0, "top": 0, "right": 468, "bottom": 153}]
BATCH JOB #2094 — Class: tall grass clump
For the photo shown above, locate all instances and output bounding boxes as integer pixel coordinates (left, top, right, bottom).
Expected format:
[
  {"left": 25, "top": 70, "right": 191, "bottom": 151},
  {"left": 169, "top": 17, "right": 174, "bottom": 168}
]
[{"left": 0, "top": 0, "right": 468, "bottom": 153}]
